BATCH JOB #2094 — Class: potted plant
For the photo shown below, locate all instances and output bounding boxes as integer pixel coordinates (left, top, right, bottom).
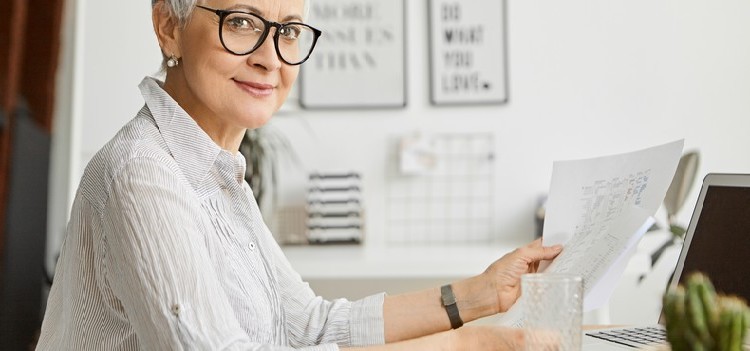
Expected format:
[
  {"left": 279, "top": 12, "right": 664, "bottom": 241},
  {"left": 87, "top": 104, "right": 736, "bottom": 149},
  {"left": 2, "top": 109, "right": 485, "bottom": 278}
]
[
  {"left": 659, "top": 272, "right": 750, "bottom": 351},
  {"left": 238, "top": 125, "right": 299, "bottom": 218},
  {"left": 641, "top": 151, "right": 700, "bottom": 282}
]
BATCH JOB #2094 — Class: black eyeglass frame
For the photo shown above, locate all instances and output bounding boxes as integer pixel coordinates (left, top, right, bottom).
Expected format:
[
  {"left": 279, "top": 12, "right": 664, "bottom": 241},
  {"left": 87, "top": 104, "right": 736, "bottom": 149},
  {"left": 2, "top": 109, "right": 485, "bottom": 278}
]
[{"left": 196, "top": 5, "right": 322, "bottom": 66}]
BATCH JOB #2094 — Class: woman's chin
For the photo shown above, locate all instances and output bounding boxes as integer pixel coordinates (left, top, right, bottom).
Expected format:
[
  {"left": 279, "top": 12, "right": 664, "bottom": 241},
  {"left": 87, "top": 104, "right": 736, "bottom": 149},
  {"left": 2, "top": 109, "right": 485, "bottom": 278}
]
[{"left": 239, "top": 112, "right": 274, "bottom": 130}]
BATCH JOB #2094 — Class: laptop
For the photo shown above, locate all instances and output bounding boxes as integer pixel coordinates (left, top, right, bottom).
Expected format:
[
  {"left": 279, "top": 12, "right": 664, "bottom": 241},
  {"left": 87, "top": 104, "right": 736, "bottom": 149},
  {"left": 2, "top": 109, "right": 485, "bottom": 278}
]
[{"left": 582, "top": 173, "right": 750, "bottom": 350}]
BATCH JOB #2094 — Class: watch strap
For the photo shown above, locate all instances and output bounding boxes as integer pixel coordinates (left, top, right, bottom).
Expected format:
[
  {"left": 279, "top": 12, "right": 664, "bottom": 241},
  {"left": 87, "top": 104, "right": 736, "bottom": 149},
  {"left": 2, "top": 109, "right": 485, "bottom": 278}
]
[{"left": 440, "top": 284, "right": 464, "bottom": 329}]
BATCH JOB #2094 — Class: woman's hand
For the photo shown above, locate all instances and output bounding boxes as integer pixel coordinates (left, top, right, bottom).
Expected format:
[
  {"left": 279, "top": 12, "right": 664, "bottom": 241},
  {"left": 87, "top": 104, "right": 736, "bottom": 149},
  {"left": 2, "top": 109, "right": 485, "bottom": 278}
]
[{"left": 483, "top": 239, "right": 563, "bottom": 313}]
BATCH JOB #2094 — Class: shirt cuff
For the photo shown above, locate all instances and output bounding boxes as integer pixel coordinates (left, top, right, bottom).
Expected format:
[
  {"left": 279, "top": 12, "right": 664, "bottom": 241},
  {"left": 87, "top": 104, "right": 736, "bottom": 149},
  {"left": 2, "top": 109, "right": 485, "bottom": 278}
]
[{"left": 349, "top": 292, "right": 386, "bottom": 346}]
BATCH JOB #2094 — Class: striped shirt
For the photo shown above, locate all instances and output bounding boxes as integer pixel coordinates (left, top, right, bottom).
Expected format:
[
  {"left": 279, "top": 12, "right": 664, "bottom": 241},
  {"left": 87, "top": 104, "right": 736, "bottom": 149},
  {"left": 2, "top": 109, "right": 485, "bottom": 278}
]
[{"left": 37, "top": 77, "right": 385, "bottom": 350}]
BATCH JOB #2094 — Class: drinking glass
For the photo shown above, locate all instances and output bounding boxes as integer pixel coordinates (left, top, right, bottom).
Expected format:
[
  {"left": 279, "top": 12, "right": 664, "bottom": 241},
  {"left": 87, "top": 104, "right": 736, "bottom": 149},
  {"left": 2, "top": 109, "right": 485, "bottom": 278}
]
[{"left": 522, "top": 273, "right": 583, "bottom": 351}]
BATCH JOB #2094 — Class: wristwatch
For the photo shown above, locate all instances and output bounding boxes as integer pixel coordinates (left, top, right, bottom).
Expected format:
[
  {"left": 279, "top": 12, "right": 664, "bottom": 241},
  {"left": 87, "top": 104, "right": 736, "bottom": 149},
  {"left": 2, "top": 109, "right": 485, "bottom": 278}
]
[{"left": 440, "top": 284, "right": 464, "bottom": 329}]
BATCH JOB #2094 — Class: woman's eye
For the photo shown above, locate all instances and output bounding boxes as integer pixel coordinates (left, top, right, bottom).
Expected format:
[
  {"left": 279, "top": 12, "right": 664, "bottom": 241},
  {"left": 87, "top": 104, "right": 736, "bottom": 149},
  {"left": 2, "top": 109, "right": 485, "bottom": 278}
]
[
  {"left": 228, "top": 18, "right": 249, "bottom": 29},
  {"left": 279, "top": 26, "right": 301, "bottom": 40},
  {"left": 226, "top": 15, "right": 261, "bottom": 33}
]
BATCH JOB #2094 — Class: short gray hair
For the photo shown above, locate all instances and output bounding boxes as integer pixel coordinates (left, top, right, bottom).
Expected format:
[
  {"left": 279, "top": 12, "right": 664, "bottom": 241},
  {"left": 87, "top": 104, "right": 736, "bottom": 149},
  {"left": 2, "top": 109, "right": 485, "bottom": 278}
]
[
  {"left": 151, "top": 0, "right": 311, "bottom": 27},
  {"left": 151, "top": 0, "right": 198, "bottom": 26}
]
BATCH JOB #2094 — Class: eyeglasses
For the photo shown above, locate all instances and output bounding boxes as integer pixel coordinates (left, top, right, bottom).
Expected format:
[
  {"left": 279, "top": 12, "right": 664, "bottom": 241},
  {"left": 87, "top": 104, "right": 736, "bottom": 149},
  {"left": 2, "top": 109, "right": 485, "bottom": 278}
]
[{"left": 196, "top": 5, "right": 321, "bottom": 66}]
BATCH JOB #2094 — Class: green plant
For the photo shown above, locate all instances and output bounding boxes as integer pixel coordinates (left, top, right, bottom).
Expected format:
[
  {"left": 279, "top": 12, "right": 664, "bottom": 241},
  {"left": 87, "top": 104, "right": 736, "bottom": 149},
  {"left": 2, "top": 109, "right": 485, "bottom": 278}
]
[
  {"left": 662, "top": 272, "right": 750, "bottom": 351},
  {"left": 238, "top": 125, "right": 299, "bottom": 216},
  {"left": 641, "top": 151, "right": 700, "bottom": 284}
]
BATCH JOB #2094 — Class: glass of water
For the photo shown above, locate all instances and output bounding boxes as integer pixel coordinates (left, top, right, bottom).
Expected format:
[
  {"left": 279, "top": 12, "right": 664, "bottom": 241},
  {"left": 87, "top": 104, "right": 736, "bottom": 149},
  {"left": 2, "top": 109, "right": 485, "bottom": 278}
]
[{"left": 522, "top": 273, "right": 583, "bottom": 351}]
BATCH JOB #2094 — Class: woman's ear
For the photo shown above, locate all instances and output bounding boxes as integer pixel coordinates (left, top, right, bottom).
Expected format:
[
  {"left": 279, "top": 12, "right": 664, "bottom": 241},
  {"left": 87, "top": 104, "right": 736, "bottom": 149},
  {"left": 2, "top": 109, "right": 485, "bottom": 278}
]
[{"left": 152, "top": 1, "right": 182, "bottom": 57}]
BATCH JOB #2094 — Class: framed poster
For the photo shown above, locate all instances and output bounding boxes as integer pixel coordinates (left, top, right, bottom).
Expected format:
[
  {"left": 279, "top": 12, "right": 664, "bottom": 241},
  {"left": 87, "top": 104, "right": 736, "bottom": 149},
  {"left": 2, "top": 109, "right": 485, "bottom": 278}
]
[
  {"left": 300, "top": 0, "right": 407, "bottom": 109},
  {"left": 428, "top": 0, "right": 508, "bottom": 105}
]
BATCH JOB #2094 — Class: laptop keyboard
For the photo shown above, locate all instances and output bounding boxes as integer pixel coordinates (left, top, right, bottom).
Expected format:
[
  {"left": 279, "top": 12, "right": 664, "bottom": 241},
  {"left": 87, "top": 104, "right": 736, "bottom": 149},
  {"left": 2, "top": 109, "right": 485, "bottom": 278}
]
[{"left": 586, "top": 326, "right": 667, "bottom": 348}]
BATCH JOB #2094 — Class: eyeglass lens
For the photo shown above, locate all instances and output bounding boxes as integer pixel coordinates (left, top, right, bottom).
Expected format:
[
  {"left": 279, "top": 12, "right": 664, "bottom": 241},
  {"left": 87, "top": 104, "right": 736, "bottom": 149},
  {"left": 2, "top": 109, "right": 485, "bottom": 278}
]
[{"left": 221, "top": 12, "right": 317, "bottom": 64}]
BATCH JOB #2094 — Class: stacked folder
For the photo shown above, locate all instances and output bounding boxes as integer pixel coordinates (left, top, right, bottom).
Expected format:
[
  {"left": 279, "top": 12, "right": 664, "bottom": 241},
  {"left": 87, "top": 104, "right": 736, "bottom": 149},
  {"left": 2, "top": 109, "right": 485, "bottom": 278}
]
[{"left": 307, "top": 172, "right": 364, "bottom": 244}]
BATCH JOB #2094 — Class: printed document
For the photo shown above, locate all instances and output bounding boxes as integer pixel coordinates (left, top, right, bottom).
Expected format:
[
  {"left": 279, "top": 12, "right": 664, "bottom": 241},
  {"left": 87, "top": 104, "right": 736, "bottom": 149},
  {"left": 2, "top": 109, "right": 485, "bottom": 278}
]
[{"left": 499, "top": 140, "right": 684, "bottom": 326}]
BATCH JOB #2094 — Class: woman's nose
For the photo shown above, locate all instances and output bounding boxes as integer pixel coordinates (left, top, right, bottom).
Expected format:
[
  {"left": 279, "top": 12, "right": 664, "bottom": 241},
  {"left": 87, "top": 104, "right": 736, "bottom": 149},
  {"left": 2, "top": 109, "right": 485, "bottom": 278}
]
[{"left": 248, "top": 30, "right": 282, "bottom": 71}]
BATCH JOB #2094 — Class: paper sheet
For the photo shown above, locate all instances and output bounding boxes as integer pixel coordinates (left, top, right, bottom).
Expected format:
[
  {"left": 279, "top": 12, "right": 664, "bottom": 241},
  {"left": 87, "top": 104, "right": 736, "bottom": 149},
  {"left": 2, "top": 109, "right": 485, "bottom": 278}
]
[
  {"left": 584, "top": 216, "right": 654, "bottom": 310},
  {"left": 498, "top": 140, "right": 683, "bottom": 326}
]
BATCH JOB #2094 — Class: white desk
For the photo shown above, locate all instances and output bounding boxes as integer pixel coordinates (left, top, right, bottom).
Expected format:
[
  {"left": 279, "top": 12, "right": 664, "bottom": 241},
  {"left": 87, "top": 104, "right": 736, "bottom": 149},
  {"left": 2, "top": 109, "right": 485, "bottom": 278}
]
[
  {"left": 282, "top": 242, "right": 526, "bottom": 302},
  {"left": 282, "top": 242, "right": 526, "bottom": 280}
]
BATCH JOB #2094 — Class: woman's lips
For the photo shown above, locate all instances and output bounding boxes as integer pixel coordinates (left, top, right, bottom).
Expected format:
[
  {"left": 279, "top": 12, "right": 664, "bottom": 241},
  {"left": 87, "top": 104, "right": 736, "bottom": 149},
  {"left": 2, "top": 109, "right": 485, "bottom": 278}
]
[{"left": 233, "top": 79, "right": 274, "bottom": 97}]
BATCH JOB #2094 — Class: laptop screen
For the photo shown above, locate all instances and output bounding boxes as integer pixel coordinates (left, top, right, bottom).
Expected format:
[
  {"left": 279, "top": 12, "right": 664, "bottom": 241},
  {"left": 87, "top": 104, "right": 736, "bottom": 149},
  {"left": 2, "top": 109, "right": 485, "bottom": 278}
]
[{"left": 676, "top": 184, "right": 750, "bottom": 300}]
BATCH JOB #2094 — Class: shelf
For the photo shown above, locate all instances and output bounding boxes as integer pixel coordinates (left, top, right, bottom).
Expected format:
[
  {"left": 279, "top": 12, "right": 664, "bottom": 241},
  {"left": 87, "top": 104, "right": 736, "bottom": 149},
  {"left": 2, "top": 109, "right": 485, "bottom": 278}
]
[{"left": 282, "top": 242, "right": 527, "bottom": 280}]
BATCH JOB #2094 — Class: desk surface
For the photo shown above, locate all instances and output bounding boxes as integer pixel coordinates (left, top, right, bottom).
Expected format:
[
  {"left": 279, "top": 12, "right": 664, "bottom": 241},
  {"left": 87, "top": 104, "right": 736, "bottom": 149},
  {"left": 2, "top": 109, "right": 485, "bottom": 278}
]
[
  {"left": 281, "top": 231, "right": 674, "bottom": 280},
  {"left": 282, "top": 242, "right": 526, "bottom": 279}
]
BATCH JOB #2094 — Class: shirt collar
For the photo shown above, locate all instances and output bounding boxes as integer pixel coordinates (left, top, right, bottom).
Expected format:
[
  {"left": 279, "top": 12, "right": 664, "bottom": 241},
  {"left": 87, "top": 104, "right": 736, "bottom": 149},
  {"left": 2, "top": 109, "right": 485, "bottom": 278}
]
[{"left": 138, "top": 76, "right": 224, "bottom": 191}]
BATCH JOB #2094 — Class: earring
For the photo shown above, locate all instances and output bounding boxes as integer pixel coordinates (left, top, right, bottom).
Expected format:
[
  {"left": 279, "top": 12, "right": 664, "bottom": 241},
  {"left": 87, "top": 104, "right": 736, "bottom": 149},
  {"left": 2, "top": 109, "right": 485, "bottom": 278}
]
[{"left": 167, "top": 55, "right": 179, "bottom": 68}]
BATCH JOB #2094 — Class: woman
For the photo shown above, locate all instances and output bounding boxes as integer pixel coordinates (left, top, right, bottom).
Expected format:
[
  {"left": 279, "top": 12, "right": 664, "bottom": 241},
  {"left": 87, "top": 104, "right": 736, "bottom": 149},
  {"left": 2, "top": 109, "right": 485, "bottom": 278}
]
[{"left": 37, "top": 0, "right": 563, "bottom": 349}]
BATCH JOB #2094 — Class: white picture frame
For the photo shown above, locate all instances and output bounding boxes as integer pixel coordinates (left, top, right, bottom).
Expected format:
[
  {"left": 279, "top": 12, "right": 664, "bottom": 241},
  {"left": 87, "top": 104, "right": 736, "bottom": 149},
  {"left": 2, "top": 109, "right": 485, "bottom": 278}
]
[
  {"left": 300, "top": 0, "right": 407, "bottom": 109},
  {"left": 428, "top": 0, "right": 508, "bottom": 105}
]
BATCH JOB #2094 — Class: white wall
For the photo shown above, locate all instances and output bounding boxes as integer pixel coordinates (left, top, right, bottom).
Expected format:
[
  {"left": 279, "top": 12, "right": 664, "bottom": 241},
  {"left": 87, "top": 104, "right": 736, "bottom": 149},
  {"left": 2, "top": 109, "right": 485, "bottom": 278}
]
[
  {"left": 50, "top": 0, "right": 750, "bottom": 263},
  {"left": 273, "top": 0, "right": 750, "bottom": 246}
]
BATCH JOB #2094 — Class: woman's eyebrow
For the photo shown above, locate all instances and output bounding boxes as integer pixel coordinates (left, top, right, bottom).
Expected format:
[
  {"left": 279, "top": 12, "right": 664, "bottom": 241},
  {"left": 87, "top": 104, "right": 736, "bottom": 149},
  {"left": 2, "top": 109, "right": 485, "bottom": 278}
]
[
  {"left": 225, "top": 4, "right": 303, "bottom": 23},
  {"left": 281, "top": 14, "right": 303, "bottom": 23},
  {"left": 227, "top": 4, "right": 263, "bottom": 15}
]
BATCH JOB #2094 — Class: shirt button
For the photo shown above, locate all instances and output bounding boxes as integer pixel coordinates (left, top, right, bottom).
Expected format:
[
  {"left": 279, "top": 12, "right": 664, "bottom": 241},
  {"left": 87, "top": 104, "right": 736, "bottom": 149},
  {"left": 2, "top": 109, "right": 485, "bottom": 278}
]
[
  {"left": 171, "top": 304, "right": 181, "bottom": 316},
  {"left": 249, "top": 242, "right": 256, "bottom": 251}
]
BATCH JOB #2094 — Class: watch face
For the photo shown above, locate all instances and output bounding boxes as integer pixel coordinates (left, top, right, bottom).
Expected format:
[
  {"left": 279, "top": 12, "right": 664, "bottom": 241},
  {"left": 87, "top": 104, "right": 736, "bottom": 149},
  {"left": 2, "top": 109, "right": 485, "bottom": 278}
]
[{"left": 440, "top": 284, "right": 457, "bottom": 305}]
